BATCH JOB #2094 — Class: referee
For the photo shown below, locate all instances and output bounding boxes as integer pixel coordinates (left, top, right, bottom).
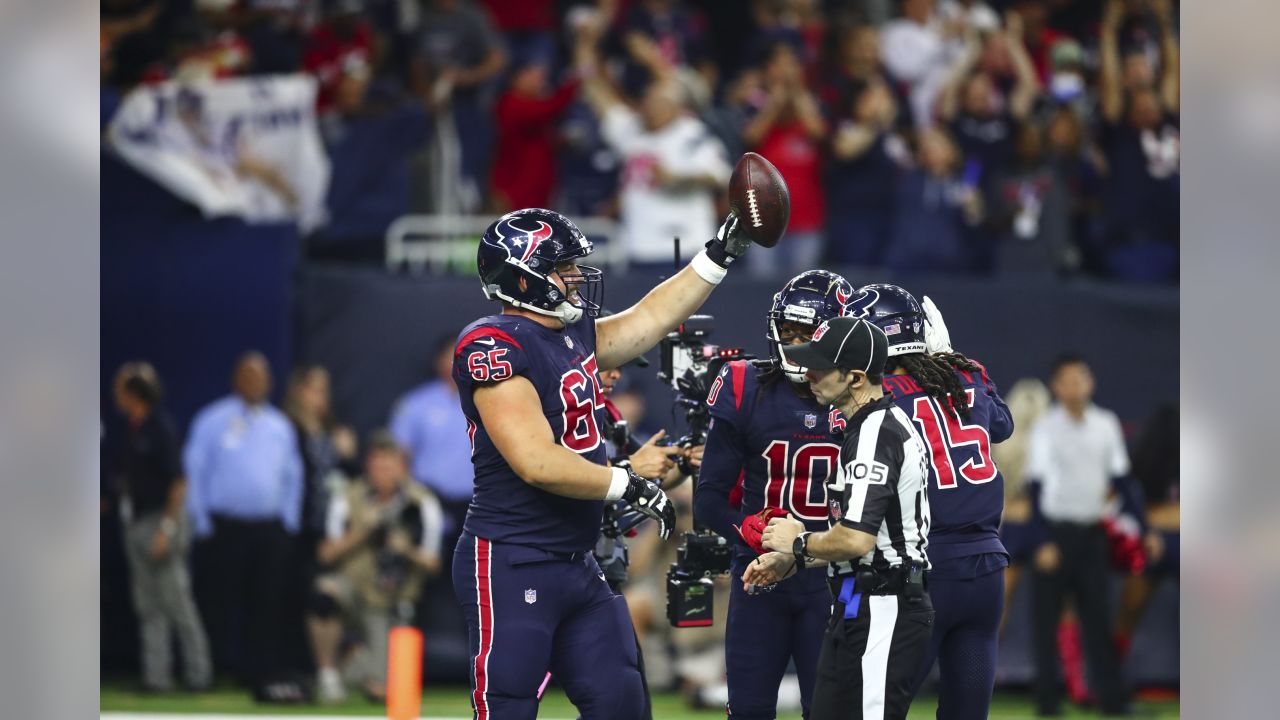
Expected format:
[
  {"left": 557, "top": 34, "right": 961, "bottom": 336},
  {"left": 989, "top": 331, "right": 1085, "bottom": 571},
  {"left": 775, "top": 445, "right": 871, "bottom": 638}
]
[{"left": 760, "top": 316, "right": 933, "bottom": 720}]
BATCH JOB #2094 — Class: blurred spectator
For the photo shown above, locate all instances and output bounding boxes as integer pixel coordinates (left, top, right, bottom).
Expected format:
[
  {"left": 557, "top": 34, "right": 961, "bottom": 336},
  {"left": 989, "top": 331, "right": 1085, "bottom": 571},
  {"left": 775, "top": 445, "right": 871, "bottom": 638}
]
[
  {"left": 745, "top": 0, "right": 824, "bottom": 76},
  {"left": 826, "top": 78, "right": 907, "bottom": 266},
  {"left": 821, "top": 24, "right": 892, "bottom": 113},
  {"left": 1114, "top": 402, "right": 1179, "bottom": 660},
  {"left": 579, "top": 29, "right": 730, "bottom": 266},
  {"left": 613, "top": 0, "right": 715, "bottom": 98},
  {"left": 939, "top": 0, "right": 1000, "bottom": 35},
  {"left": 886, "top": 127, "right": 986, "bottom": 274},
  {"left": 1008, "top": 0, "right": 1067, "bottom": 85},
  {"left": 389, "top": 334, "right": 473, "bottom": 538},
  {"left": 986, "top": 121, "right": 1078, "bottom": 275},
  {"left": 240, "top": 0, "right": 308, "bottom": 75},
  {"left": 991, "top": 376, "right": 1052, "bottom": 639},
  {"left": 112, "top": 362, "right": 212, "bottom": 693},
  {"left": 880, "top": 0, "right": 964, "bottom": 126},
  {"left": 309, "top": 431, "right": 443, "bottom": 703},
  {"left": 303, "top": 1, "right": 375, "bottom": 117},
  {"left": 741, "top": 42, "right": 827, "bottom": 275},
  {"left": 491, "top": 58, "right": 581, "bottom": 212},
  {"left": 284, "top": 365, "right": 359, "bottom": 544},
  {"left": 184, "top": 352, "right": 303, "bottom": 687},
  {"left": 1043, "top": 105, "right": 1107, "bottom": 268},
  {"left": 409, "top": 0, "right": 508, "bottom": 210},
  {"left": 1024, "top": 353, "right": 1133, "bottom": 716},
  {"left": 1097, "top": 0, "right": 1179, "bottom": 282},
  {"left": 936, "top": 12, "right": 1041, "bottom": 180},
  {"left": 482, "top": 0, "right": 556, "bottom": 68}
]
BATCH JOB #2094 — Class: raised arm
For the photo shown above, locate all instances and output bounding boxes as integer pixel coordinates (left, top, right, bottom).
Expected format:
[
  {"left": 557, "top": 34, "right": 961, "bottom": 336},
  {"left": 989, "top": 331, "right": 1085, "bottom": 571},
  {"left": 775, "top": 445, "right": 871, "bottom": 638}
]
[
  {"left": 935, "top": 30, "right": 981, "bottom": 121},
  {"left": 1153, "top": 0, "right": 1179, "bottom": 113},
  {"left": 1005, "top": 12, "right": 1042, "bottom": 120},
  {"left": 1098, "top": 0, "right": 1125, "bottom": 124}
]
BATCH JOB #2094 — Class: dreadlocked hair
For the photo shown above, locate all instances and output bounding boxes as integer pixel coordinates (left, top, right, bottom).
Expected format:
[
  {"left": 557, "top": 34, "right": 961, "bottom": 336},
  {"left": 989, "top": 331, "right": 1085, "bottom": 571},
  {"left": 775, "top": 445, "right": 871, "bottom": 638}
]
[{"left": 888, "top": 351, "right": 984, "bottom": 421}]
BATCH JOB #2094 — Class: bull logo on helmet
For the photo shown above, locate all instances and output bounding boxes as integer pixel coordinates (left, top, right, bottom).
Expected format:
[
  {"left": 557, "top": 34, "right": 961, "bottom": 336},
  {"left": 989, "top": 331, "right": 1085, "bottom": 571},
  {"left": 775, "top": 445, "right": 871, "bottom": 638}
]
[
  {"left": 495, "top": 218, "right": 555, "bottom": 265},
  {"left": 844, "top": 288, "right": 879, "bottom": 319}
]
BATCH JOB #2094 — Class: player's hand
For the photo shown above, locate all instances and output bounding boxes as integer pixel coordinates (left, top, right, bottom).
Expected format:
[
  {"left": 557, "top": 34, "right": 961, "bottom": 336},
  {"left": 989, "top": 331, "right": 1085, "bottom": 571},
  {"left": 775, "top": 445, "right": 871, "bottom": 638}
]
[
  {"left": 1034, "top": 542, "right": 1061, "bottom": 573},
  {"left": 684, "top": 444, "right": 704, "bottom": 470},
  {"left": 743, "top": 551, "right": 797, "bottom": 594},
  {"left": 921, "top": 295, "right": 954, "bottom": 354},
  {"left": 622, "top": 470, "right": 676, "bottom": 540},
  {"left": 704, "top": 213, "right": 748, "bottom": 269},
  {"left": 628, "top": 430, "right": 681, "bottom": 479},
  {"left": 761, "top": 515, "right": 805, "bottom": 553}
]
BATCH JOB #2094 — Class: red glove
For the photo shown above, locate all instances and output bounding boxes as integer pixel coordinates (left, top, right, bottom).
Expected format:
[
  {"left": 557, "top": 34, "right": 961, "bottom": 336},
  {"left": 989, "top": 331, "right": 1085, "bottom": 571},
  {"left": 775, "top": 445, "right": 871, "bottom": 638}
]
[{"left": 734, "top": 507, "right": 789, "bottom": 555}]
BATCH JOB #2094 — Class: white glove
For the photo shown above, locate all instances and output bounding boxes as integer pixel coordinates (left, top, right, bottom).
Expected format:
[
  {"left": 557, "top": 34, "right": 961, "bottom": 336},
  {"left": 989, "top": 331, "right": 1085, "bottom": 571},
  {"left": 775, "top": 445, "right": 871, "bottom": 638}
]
[{"left": 921, "top": 296, "right": 953, "bottom": 354}]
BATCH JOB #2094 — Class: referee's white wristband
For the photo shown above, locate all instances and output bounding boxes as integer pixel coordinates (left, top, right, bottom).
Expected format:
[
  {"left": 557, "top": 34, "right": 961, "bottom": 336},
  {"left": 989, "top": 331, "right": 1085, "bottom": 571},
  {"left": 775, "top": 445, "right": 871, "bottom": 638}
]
[
  {"left": 604, "top": 467, "right": 631, "bottom": 503},
  {"left": 690, "top": 250, "right": 728, "bottom": 285}
]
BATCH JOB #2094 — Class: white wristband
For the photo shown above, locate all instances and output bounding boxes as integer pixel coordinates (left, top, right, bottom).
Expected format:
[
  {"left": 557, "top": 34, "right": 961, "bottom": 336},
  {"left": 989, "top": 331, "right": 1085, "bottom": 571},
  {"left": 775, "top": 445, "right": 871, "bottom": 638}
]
[
  {"left": 690, "top": 250, "right": 728, "bottom": 285},
  {"left": 604, "top": 467, "right": 631, "bottom": 503}
]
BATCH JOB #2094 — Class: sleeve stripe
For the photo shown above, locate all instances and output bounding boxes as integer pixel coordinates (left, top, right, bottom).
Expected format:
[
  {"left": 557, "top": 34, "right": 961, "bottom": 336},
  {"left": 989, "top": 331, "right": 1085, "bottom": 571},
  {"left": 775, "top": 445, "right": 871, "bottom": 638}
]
[
  {"left": 454, "top": 328, "right": 523, "bottom": 357},
  {"left": 730, "top": 361, "right": 748, "bottom": 411}
]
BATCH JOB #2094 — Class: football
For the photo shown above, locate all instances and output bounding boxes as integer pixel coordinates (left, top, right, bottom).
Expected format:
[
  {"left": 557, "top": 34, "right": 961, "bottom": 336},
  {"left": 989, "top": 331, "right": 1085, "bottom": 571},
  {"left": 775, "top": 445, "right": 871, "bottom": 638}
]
[{"left": 728, "top": 152, "right": 790, "bottom": 248}]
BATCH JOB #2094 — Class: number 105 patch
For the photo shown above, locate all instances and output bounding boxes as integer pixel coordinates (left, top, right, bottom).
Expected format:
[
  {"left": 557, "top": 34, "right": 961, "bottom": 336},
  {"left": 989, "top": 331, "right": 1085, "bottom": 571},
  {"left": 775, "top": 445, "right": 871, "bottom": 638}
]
[{"left": 848, "top": 460, "right": 889, "bottom": 485}]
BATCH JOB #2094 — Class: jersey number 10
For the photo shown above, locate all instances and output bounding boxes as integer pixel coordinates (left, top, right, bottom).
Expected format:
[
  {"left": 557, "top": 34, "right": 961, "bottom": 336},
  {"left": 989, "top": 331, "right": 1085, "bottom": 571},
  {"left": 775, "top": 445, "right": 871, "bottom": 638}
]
[
  {"left": 911, "top": 389, "right": 997, "bottom": 489},
  {"left": 762, "top": 441, "right": 841, "bottom": 521}
]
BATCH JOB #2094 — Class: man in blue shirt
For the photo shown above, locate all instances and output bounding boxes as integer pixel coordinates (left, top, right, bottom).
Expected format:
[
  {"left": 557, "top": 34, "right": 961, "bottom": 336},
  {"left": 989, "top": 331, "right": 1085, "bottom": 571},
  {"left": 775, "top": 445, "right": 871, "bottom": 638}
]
[
  {"left": 389, "top": 332, "right": 475, "bottom": 535},
  {"left": 184, "top": 352, "right": 303, "bottom": 688}
]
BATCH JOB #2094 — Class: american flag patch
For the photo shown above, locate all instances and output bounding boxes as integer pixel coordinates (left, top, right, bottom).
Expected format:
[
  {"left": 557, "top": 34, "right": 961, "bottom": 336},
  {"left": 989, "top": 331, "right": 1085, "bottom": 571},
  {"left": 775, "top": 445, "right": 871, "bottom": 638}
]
[{"left": 883, "top": 323, "right": 901, "bottom": 335}]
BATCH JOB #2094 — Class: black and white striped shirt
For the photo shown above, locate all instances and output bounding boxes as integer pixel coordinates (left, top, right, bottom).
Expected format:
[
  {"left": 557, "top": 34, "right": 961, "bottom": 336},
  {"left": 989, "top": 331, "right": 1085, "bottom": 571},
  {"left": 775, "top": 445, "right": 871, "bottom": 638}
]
[{"left": 827, "top": 395, "right": 931, "bottom": 575}]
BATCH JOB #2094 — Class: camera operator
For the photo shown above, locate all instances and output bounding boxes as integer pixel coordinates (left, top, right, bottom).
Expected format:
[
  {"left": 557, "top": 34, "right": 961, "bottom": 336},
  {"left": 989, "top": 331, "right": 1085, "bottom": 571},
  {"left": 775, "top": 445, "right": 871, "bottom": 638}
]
[
  {"left": 593, "top": 352, "right": 703, "bottom": 720},
  {"left": 306, "top": 431, "right": 443, "bottom": 704}
]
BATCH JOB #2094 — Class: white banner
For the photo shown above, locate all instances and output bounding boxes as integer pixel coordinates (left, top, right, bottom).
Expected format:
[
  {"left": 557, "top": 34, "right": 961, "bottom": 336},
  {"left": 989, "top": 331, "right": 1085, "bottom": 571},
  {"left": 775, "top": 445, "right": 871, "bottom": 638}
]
[{"left": 107, "top": 75, "right": 330, "bottom": 233}]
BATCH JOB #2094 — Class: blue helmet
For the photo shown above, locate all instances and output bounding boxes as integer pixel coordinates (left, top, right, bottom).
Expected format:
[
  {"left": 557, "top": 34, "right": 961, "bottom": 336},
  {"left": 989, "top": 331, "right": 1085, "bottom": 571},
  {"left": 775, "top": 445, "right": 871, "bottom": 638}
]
[
  {"left": 477, "top": 208, "right": 603, "bottom": 324},
  {"left": 855, "top": 284, "right": 927, "bottom": 357},
  {"left": 767, "top": 270, "right": 858, "bottom": 382}
]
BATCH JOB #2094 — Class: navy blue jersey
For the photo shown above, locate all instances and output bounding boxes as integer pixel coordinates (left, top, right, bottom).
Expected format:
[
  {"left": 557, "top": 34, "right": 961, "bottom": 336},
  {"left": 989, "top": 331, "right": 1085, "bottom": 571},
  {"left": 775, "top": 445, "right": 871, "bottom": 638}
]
[
  {"left": 453, "top": 314, "right": 610, "bottom": 553},
  {"left": 696, "top": 361, "right": 843, "bottom": 572},
  {"left": 881, "top": 363, "right": 1014, "bottom": 566}
]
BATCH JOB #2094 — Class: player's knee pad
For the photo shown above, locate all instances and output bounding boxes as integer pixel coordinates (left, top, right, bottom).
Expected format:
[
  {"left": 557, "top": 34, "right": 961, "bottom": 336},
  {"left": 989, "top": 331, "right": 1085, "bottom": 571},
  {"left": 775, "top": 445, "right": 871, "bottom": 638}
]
[{"left": 307, "top": 589, "right": 341, "bottom": 619}]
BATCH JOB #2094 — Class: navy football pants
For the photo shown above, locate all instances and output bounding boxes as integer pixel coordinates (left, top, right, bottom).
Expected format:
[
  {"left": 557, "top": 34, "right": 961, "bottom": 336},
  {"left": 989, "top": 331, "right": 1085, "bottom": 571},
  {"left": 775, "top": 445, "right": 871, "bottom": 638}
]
[
  {"left": 454, "top": 532, "right": 645, "bottom": 720},
  {"left": 726, "top": 568, "right": 830, "bottom": 719},
  {"left": 913, "top": 567, "right": 1004, "bottom": 720}
]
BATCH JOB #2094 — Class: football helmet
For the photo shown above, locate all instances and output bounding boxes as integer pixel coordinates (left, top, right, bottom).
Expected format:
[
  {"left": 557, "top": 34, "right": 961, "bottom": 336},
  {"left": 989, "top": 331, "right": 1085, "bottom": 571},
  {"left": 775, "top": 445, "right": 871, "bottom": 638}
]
[
  {"left": 767, "top": 270, "right": 857, "bottom": 383},
  {"left": 477, "top": 208, "right": 603, "bottom": 324},
  {"left": 855, "top": 283, "right": 927, "bottom": 357}
]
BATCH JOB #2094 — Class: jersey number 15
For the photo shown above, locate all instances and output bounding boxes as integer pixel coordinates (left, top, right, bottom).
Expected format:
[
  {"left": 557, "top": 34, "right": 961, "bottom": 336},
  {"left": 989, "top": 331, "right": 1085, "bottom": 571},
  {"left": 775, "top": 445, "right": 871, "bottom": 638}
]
[{"left": 911, "top": 389, "right": 997, "bottom": 489}]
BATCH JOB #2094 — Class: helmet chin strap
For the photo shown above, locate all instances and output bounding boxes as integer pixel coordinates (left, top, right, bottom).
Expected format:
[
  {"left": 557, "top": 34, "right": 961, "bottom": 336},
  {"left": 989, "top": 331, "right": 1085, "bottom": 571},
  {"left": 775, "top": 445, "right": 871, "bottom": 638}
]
[{"left": 554, "top": 301, "right": 584, "bottom": 324}]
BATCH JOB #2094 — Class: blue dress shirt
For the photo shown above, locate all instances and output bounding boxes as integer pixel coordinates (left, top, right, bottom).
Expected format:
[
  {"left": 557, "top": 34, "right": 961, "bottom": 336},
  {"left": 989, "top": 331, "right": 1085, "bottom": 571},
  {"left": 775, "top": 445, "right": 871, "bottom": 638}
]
[
  {"left": 183, "top": 396, "right": 303, "bottom": 538},
  {"left": 389, "top": 380, "right": 475, "bottom": 503}
]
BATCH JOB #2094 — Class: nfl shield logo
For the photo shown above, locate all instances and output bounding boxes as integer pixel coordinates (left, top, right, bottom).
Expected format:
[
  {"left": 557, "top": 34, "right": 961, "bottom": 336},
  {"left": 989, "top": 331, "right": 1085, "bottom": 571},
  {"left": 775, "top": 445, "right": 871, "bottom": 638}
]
[
  {"left": 524, "top": 589, "right": 537, "bottom": 604},
  {"left": 564, "top": 336, "right": 574, "bottom": 349},
  {"left": 812, "top": 322, "right": 830, "bottom": 341},
  {"left": 804, "top": 413, "right": 817, "bottom": 429},
  {"left": 829, "top": 500, "right": 842, "bottom": 521}
]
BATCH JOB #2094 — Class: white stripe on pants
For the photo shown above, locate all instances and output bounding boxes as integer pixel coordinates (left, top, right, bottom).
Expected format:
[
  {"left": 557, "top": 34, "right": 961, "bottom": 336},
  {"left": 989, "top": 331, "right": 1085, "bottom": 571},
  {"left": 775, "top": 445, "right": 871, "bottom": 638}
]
[{"left": 860, "top": 595, "right": 900, "bottom": 720}]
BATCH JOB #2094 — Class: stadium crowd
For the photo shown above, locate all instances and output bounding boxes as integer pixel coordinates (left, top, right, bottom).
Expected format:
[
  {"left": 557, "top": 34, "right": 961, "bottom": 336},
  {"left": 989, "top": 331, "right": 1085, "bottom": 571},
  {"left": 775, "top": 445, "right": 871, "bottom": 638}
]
[{"left": 101, "top": 0, "right": 1179, "bottom": 283}]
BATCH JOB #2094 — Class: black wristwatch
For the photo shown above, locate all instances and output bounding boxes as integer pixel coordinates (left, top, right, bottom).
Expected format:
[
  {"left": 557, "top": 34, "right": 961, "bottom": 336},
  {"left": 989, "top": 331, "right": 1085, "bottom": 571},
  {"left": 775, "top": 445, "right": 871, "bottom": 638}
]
[{"left": 792, "top": 532, "right": 812, "bottom": 571}]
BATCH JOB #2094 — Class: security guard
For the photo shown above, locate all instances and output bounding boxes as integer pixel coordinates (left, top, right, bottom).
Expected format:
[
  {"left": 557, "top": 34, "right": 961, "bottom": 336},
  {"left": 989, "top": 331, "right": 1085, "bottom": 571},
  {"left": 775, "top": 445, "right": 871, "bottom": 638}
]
[{"left": 759, "top": 315, "right": 933, "bottom": 720}]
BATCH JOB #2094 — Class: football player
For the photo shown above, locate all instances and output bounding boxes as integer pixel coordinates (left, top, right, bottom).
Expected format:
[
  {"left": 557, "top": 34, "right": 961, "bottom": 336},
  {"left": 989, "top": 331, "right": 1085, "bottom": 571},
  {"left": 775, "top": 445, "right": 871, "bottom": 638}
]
[
  {"left": 697, "top": 270, "right": 857, "bottom": 720},
  {"left": 859, "top": 285, "right": 1014, "bottom": 720},
  {"left": 452, "top": 207, "right": 751, "bottom": 720}
]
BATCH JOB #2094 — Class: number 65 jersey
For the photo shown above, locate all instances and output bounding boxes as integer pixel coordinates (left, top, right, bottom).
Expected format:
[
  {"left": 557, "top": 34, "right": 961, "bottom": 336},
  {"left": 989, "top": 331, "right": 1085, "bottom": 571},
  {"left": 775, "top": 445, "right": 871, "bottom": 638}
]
[
  {"left": 882, "top": 364, "right": 1014, "bottom": 575},
  {"left": 453, "top": 314, "right": 610, "bottom": 554},
  {"left": 696, "top": 360, "right": 842, "bottom": 576}
]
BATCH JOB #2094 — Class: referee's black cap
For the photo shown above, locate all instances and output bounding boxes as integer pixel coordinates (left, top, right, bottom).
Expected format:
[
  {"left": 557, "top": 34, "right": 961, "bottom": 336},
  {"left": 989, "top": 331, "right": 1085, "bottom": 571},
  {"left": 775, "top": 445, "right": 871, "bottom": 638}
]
[{"left": 782, "top": 316, "right": 888, "bottom": 374}]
